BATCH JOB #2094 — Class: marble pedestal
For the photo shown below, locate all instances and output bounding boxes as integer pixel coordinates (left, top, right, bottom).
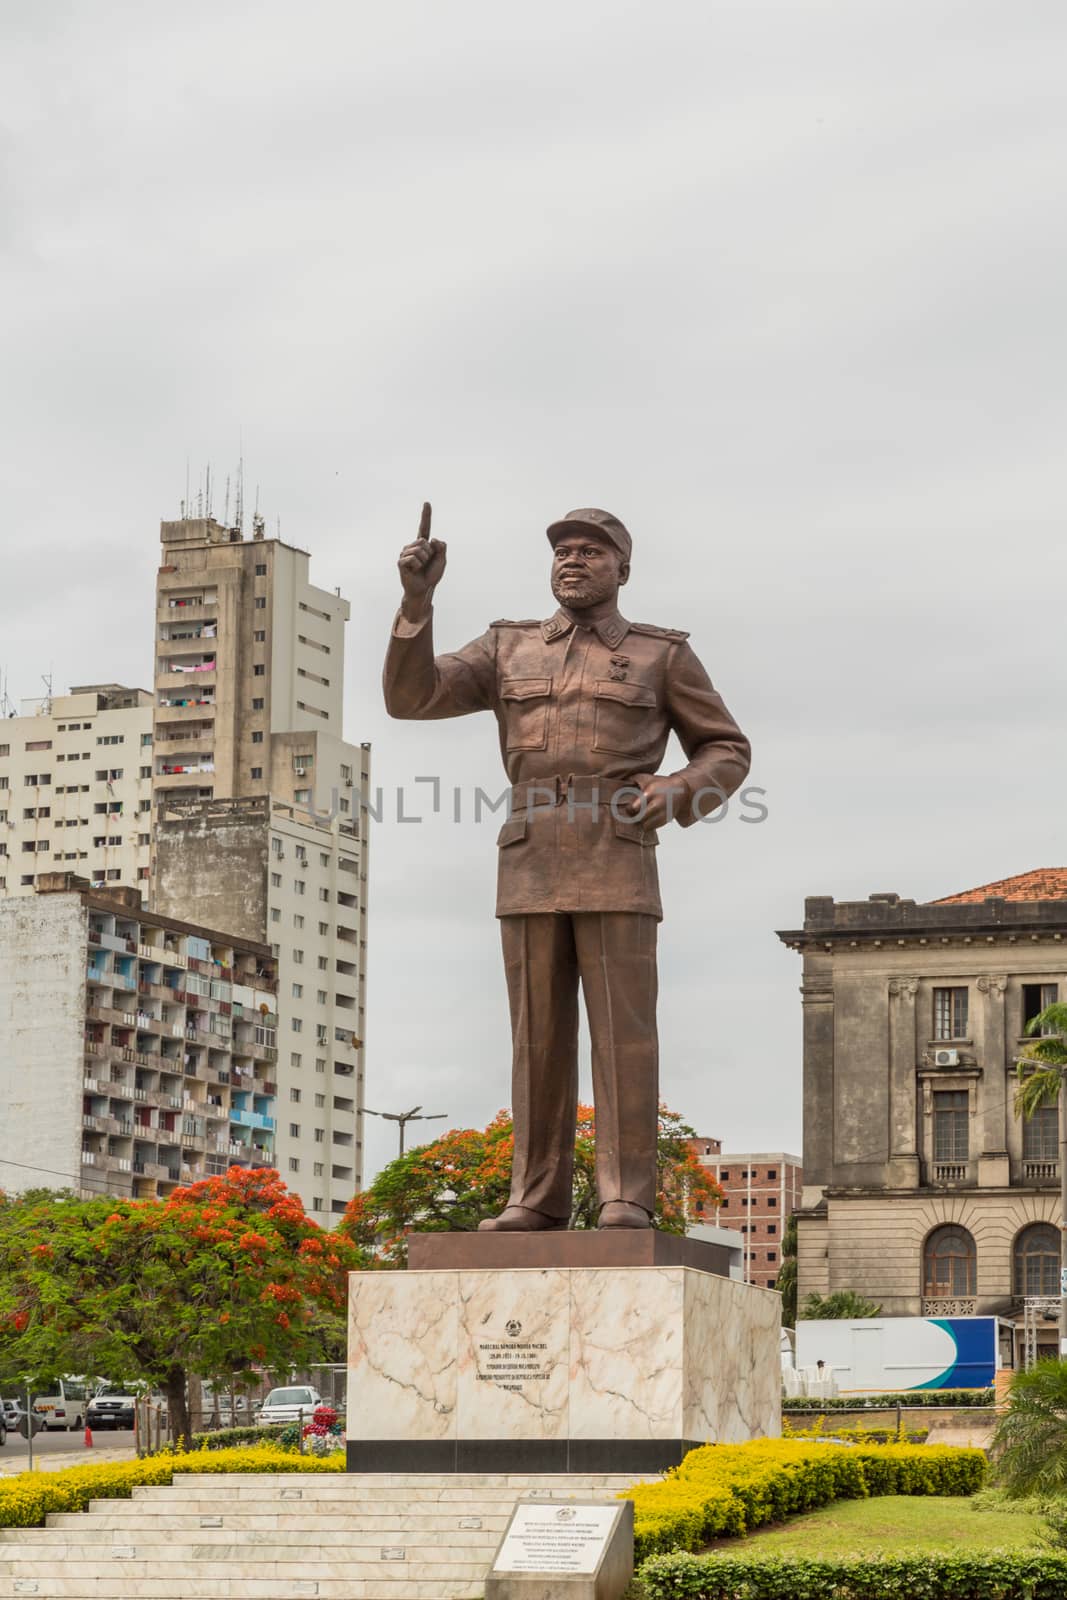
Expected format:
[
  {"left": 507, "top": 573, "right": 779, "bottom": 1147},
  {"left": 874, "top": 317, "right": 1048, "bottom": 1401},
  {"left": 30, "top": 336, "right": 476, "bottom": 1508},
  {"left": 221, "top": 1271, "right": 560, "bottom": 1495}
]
[{"left": 347, "top": 1251, "right": 780, "bottom": 1473}]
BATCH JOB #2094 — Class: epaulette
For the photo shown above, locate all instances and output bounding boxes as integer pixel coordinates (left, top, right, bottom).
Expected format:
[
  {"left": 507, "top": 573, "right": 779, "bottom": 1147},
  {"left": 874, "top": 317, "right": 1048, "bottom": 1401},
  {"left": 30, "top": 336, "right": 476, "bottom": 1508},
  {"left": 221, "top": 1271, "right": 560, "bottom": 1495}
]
[
  {"left": 490, "top": 618, "right": 540, "bottom": 628},
  {"left": 629, "top": 622, "right": 690, "bottom": 641}
]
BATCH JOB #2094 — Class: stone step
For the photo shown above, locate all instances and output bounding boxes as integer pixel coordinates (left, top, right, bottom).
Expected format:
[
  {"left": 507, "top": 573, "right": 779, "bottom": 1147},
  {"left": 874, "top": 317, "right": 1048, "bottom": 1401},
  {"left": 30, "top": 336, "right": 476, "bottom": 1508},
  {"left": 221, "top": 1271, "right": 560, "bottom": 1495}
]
[
  {"left": 130, "top": 1480, "right": 632, "bottom": 1497},
  {"left": 3, "top": 1531, "right": 498, "bottom": 1553},
  {"left": 42, "top": 1516, "right": 511, "bottom": 1535},
  {"left": 0, "top": 1553, "right": 490, "bottom": 1574},
  {"left": 0, "top": 1471, "right": 638, "bottom": 1600},
  {"left": 174, "top": 1473, "right": 636, "bottom": 1488},
  {"left": 0, "top": 1582, "right": 484, "bottom": 1599},
  {"left": 125, "top": 1484, "right": 624, "bottom": 1504}
]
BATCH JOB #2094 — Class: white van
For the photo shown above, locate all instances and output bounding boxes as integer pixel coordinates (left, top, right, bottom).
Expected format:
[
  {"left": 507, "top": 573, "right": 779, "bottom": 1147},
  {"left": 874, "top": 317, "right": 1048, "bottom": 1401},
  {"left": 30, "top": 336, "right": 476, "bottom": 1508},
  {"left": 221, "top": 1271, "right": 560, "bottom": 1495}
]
[{"left": 31, "top": 1378, "right": 89, "bottom": 1432}]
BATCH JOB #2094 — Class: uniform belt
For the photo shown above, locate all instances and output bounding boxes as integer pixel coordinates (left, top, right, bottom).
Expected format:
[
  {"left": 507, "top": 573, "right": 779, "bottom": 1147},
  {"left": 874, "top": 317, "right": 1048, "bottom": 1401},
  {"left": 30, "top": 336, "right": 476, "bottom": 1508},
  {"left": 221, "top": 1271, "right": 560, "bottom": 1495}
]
[{"left": 509, "top": 775, "right": 642, "bottom": 812}]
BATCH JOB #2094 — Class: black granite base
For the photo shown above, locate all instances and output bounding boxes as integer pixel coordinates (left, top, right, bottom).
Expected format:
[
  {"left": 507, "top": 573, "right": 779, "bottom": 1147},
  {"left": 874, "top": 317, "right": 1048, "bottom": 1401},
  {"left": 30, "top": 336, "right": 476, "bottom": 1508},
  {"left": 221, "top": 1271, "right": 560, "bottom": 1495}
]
[{"left": 346, "top": 1437, "right": 702, "bottom": 1474}]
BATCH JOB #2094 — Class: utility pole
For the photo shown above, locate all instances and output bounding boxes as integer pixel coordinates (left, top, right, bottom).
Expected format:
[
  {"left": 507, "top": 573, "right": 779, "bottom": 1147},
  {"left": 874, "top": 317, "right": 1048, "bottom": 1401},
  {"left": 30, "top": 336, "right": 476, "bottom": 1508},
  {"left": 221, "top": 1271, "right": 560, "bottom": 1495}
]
[{"left": 364, "top": 1105, "right": 448, "bottom": 1159}]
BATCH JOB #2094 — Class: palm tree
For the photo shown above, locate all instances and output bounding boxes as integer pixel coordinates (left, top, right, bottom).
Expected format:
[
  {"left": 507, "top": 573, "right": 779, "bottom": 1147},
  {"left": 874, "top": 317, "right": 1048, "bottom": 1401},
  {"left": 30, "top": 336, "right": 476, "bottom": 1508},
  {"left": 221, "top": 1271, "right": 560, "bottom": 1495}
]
[
  {"left": 776, "top": 1214, "right": 798, "bottom": 1329},
  {"left": 800, "top": 1290, "right": 882, "bottom": 1319},
  {"left": 1014, "top": 1000, "right": 1067, "bottom": 1355},
  {"left": 991, "top": 1359, "right": 1067, "bottom": 1495}
]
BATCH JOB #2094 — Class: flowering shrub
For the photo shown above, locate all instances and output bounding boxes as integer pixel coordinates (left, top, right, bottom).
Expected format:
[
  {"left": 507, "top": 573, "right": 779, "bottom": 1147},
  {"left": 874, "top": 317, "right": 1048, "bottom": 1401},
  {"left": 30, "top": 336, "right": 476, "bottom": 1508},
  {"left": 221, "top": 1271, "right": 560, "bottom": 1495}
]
[
  {"left": 0, "top": 1444, "right": 344, "bottom": 1530},
  {"left": 621, "top": 1439, "right": 986, "bottom": 1562},
  {"left": 302, "top": 1403, "right": 344, "bottom": 1457},
  {"left": 782, "top": 1416, "right": 928, "bottom": 1445}
]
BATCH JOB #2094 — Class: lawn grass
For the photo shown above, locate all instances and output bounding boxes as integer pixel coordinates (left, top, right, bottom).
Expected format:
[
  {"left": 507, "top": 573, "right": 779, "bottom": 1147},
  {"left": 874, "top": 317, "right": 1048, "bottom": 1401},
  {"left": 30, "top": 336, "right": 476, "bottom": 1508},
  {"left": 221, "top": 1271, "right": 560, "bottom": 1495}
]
[{"left": 708, "top": 1494, "right": 1044, "bottom": 1556}]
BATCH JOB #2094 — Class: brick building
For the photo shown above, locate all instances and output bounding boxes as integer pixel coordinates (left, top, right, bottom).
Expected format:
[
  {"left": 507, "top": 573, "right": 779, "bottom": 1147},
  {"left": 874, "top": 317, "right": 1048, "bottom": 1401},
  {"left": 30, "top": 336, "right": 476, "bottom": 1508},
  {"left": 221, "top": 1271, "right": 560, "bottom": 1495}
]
[{"left": 688, "top": 1136, "right": 803, "bottom": 1289}]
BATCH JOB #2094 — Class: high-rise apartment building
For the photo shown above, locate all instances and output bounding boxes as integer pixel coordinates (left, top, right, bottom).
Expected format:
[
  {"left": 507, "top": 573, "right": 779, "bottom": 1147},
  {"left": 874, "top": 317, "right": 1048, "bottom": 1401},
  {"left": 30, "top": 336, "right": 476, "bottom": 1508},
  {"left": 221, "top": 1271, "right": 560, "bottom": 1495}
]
[
  {"left": 688, "top": 1137, "right": 802, "bottom": 1290},
  {"left": 0, "top": 875, "right": 279, "bottom": 1202},
  {"left": 149, "top": 514, "right": 370, "bottom": 1216},
  {"left": 0, "top": 686, "right": 153, "bottom": 898}
]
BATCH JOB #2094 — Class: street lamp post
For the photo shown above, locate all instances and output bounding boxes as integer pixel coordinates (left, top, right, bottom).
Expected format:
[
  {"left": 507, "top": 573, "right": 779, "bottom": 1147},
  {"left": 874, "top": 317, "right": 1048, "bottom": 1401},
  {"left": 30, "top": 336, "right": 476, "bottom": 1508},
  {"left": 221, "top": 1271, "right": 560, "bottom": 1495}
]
[{"left": 364, "top": 1105, "right": 448, "bottom": 1158}]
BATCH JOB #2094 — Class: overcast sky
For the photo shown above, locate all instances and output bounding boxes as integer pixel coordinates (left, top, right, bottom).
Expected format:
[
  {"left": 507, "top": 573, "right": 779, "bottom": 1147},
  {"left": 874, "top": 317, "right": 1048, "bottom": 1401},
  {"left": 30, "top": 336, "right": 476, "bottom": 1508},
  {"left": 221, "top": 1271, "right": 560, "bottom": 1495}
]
[{"left": 3, "top": 2, "right": 1066, "bottom": 1186}]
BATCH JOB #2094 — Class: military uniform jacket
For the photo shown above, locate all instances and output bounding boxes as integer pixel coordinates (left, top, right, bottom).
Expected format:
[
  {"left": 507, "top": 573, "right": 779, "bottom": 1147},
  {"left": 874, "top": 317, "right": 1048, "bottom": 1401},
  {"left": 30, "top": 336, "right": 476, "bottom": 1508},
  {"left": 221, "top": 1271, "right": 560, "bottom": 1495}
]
[{"left": 384, "top": 604, "right": 751, "bottom": 919}]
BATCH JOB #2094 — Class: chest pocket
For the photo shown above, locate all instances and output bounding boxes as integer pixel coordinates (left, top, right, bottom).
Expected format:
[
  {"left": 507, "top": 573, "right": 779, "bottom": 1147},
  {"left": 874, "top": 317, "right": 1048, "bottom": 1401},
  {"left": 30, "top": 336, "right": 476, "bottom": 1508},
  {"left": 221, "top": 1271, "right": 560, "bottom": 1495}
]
[
  {"left": 500, "top": 677, "right": 551, "bottom": 751},
  {"left": 592, "top": 678, "right": 658, "bottom": 754}
]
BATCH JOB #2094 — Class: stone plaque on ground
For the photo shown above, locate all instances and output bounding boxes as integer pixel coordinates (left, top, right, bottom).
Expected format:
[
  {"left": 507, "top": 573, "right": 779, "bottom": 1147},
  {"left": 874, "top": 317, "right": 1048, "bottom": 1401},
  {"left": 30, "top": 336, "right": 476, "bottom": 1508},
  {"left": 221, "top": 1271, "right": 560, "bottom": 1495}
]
[{"left": 485, "top": 1499, "right": 633, "bottom": 1598}]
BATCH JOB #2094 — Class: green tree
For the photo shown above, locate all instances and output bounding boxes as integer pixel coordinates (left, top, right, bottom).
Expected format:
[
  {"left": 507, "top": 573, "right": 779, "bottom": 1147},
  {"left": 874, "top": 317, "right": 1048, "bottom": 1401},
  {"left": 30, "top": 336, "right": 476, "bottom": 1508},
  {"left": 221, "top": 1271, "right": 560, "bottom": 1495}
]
[
  {"left": 1014, "top": 1001, "right": 1067, "bottom": 1352},
  {"left": 342, "top": 1105, "right": 723, "bottom": 1263},
  {"left": 992, "top": 1359, "right": 1067, "bottom": 1496},
  {"left": 776, "top": 1213, "right": 798, "bottom": 1328},
  {"left": 800, "top": 1290, "right": 882, "bottom": 1319},
  {"left": 0, "top": 1168, "right": 358, "bottom": 1446}
]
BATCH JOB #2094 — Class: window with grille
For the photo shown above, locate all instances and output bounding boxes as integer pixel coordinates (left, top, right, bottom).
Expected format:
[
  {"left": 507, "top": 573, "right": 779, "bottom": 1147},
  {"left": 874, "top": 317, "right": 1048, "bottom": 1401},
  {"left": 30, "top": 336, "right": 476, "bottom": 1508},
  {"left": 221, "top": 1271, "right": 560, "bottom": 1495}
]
[
  {"left": 933, "top": 987, "right": 968, "bottom": 1040},
  {"left": 1014, "top": 1223, "right": 1059, "bottom": 1297},
  {"left": 923, "top": 1224, "right": 976, "bottom": 1298},
  {"left": 1023, "top": 1104, "right": 1058, "bottom": 1161},
  {"left": 933, "top": 1089, "right": 969, "bottom": 1161}
]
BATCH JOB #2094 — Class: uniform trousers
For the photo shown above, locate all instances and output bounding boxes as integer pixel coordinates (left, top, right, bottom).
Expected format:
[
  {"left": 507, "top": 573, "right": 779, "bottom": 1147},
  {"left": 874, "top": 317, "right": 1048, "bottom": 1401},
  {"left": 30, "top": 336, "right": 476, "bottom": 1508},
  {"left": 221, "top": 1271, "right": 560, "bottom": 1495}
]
[{"left": 499, "top": 911, "right": 659, "bottom": 1220}]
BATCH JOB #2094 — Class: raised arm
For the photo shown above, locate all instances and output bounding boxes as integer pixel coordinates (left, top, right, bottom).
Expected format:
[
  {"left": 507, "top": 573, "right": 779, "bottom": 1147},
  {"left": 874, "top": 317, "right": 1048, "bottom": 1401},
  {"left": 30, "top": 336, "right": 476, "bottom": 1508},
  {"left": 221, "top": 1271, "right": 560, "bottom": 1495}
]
[{"left": 383, "top": 505, "right": 497, "bottom": 720}]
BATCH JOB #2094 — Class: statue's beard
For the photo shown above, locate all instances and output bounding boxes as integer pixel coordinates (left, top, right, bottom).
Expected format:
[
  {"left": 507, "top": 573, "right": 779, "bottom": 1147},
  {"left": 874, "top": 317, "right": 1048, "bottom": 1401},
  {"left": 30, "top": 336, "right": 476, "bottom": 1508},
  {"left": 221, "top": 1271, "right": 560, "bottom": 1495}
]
[{"left": 551, "top": 572, "right": 616, "bottom": 610}]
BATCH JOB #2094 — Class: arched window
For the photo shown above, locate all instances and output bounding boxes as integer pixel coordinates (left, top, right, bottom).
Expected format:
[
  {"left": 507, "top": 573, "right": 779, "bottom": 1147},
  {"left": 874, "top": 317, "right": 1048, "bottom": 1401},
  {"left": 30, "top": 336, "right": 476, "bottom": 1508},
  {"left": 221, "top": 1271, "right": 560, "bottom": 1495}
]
[
  {"left": 1014, "top": 1224, "right": 1060, "bottom": 1298},
  {"left": 923, "top": 1225, "right": 976, "bottom": 1299}
]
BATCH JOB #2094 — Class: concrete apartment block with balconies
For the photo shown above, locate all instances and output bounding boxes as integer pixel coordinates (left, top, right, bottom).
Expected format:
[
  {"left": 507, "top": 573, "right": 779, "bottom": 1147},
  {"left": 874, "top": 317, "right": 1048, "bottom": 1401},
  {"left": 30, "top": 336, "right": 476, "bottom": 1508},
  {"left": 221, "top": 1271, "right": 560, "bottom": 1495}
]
[
  {"left": 0, "top": 874, "right": 278, "bottom": 1201},
  {"left": 149, "top": 513, "right": 370, "bottom": 1216},
  {"left": 152, "top": 517, "right": 349, "bottom": 816},
  {"left": 153, "top": 793, "right": 368, "bottom": 1217},
  {"left": 0, "top": 685, "right": 153, "bottom": 901},
  {"left": 778, "top": 869, "right": 1067, "bottom": 1362}
]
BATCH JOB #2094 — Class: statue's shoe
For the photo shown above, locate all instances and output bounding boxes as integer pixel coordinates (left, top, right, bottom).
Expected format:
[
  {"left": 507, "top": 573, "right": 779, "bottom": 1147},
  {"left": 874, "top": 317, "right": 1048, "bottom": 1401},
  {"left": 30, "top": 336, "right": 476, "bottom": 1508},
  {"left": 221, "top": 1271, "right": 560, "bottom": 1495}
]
[
  {"left": 597, "top": 1200, "right": 652, "bottom": 1230},
  {"left": 477, "top": 1206, "right": 569, "bottom": 1232}
]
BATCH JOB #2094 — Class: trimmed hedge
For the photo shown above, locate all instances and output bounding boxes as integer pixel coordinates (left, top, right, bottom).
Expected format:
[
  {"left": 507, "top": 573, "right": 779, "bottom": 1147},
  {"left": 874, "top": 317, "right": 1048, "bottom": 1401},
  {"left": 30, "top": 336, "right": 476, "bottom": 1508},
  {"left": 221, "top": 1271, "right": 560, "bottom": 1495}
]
[
  {"left": 191, "top": 1425, "right": 288, "bottom": 1451},
  {"left": 785, "top": 1388, "right": 994, "bottom": 1410},
  {"left": 638, "top": 1552, "right": 1067, "bottom": 1598},
  {"left": 622, "top": 1440, "right": 986, "bottom": 1563},
  {"left": 0, "top": 1444, "right": 344, "bottom": 1530}
]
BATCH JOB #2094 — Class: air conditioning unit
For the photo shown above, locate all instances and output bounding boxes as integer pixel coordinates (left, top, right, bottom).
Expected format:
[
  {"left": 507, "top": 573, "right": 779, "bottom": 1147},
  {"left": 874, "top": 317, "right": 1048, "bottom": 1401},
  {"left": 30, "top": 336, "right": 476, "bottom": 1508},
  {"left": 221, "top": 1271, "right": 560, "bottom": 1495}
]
[
  {"left": 295, "top": 768, "right": 307, "bottom": 777},
  {"left": 344, "top": 777, "right": 353, "bottom": 787},
  {"left": 934, "top": 1048, "right": 960, "bottom": 1067}
]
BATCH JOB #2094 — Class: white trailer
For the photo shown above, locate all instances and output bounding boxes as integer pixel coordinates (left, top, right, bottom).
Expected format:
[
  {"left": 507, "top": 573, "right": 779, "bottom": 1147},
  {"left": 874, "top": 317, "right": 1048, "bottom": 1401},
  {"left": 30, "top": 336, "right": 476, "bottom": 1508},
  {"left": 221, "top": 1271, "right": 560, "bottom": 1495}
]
[{"left": 795, "top": 1315, "right": 1012, "bottom": 1392}]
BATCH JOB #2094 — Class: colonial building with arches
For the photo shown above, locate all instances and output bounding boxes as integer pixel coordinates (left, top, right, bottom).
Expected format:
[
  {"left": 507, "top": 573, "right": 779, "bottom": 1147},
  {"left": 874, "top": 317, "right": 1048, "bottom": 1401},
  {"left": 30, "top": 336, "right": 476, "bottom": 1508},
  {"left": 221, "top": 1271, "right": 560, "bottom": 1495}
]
[{"left": 779, "top": 868, "right": 1067, "bottom": 1363}]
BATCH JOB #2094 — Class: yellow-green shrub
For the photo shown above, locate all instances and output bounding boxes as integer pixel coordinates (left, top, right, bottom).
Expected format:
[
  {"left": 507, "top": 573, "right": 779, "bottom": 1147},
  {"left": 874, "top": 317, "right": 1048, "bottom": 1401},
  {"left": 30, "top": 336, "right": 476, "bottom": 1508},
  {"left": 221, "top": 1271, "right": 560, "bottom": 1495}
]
[
  {"left": 0, "top": 1445, "right": 344, "bottom": 1530},
  {"left": 622, "top": 1438, "right": 987, "bottom": 1561}
]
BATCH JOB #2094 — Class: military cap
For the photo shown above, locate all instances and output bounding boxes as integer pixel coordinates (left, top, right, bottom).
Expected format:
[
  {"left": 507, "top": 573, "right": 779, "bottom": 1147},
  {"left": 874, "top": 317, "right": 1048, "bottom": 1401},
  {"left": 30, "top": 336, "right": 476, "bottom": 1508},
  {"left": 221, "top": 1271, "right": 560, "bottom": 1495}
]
[{"left": 546, "top": 507, "right": 632, "bottom": 563}]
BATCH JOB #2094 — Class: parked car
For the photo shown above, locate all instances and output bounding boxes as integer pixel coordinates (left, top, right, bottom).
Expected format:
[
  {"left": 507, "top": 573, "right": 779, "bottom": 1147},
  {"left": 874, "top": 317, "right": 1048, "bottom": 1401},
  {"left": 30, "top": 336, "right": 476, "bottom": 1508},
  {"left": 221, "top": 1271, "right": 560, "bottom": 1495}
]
[
  {"left": 0, "top": 1409, "right": 6, "bottom": 1448},
  {"left": 86, "top": 1382, "right": 137, "bottom": 1431},
  {"left": 255, "top": 1386, "right": 322, "bottom": 1425},
  {"left": 1, "top": 1400, "right": 43, "bottom": 1438}
]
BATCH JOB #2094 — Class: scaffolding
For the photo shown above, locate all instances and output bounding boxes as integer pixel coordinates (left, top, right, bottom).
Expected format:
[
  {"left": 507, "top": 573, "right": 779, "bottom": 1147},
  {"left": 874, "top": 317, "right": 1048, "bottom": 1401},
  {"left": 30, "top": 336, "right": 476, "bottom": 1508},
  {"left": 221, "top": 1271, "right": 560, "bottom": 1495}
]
[{"left": 1022, "top": 1297, "right": 1060, "bottom": 1368}]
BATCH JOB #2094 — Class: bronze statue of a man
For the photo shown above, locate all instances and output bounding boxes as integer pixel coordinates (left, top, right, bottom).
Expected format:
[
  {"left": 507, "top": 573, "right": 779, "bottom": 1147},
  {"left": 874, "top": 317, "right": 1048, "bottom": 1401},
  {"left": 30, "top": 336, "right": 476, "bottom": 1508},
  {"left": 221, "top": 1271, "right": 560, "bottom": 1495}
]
[{"left": 384, "top": 507, "right": 750, "bottom": 1231}]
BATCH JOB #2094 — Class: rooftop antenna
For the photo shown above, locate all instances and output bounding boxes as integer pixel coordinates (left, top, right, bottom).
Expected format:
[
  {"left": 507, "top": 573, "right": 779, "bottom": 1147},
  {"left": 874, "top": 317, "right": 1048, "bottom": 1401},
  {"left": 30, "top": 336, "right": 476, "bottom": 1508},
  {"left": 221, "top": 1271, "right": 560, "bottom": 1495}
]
[
  {"left": 0, "top": 670, "right": 14, "bottom": 720},
  {"left": 223, "top": 475, "right": 231, "bottom": 528},
  {"left": 205, "top": 463, "right": 213, "bottom": 519},
  {"left": 196, "top": 469, "right": 204, "bottom": 519},
  {"left": 184, "top": 457, "right": 190, "bottom": 521},
  {"left": 235, "top": 452, "right": 244, "bottom": 535},
  {"left": 40, "top": 671, "right": 53, "bottom": 717}
]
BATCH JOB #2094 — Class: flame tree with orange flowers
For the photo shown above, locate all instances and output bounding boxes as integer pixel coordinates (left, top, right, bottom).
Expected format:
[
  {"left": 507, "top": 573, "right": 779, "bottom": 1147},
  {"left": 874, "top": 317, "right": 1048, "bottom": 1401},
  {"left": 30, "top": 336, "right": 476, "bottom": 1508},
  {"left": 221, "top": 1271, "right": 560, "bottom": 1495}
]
[
  {"left": 0, "top": 1168, "right": 360, "bottom": 1447},
  {"left": 341, "top": 1105, "right": 723, "bottom": 1265}
]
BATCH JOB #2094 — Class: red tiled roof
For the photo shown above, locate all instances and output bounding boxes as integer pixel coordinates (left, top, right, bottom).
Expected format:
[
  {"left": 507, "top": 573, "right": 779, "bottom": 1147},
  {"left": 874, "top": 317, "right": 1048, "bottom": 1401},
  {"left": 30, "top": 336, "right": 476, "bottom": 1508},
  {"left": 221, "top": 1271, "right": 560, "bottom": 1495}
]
[{"left": 934, "top": 868, "right": 1067, "bottom": 905}]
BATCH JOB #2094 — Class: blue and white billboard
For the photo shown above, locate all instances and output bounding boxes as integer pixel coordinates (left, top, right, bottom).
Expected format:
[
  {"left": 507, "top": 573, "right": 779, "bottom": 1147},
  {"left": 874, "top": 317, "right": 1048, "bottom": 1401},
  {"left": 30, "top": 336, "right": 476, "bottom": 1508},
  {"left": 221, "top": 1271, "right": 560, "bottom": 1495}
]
[{"left": 795, "top": 1316, "right": 1000, "bottom": 1391}]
